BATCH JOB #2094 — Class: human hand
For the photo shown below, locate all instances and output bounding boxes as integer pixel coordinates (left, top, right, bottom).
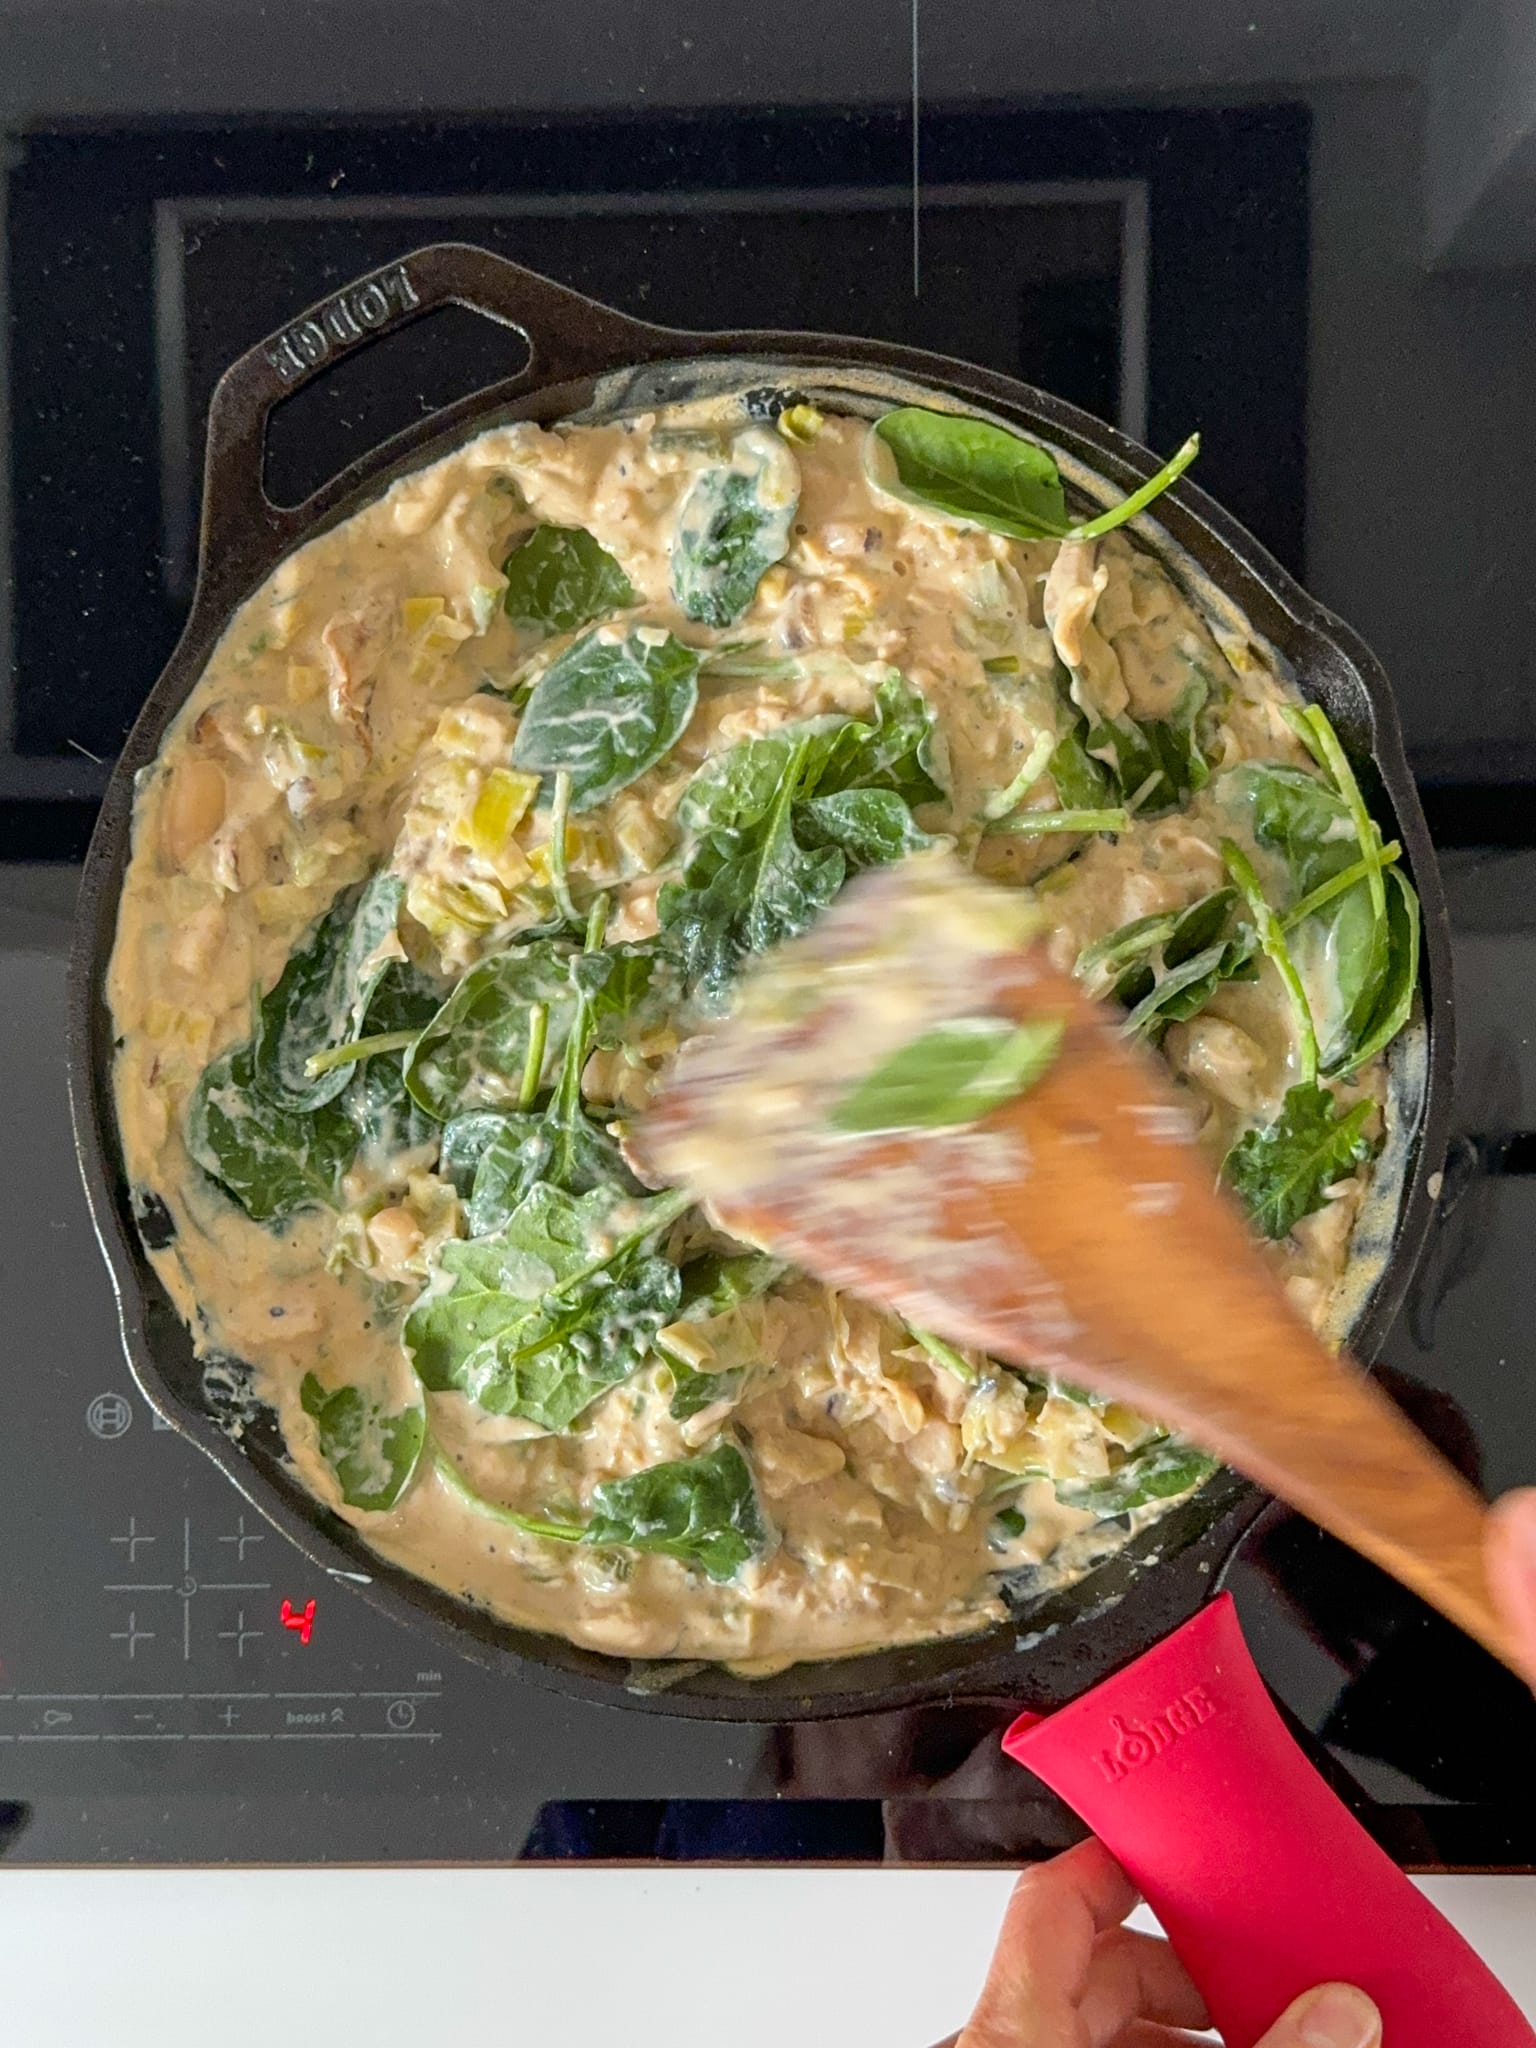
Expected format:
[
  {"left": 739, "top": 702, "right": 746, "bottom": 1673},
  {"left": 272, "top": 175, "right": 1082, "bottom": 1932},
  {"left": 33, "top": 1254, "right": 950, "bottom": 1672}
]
[
  {"left": 952, "top": 1837, "right": 1379, "bottom": 2047},
  {"left": 1486, "top": 1485, "right": 1536, "bottom": 1690}
]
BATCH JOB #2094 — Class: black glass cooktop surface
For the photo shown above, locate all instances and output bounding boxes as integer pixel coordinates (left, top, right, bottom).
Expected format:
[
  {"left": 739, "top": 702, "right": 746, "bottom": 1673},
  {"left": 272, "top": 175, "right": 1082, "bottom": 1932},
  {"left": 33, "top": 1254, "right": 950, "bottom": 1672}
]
[{"left": 3, "top": 854, "right": 1533, "bottom": 1869}]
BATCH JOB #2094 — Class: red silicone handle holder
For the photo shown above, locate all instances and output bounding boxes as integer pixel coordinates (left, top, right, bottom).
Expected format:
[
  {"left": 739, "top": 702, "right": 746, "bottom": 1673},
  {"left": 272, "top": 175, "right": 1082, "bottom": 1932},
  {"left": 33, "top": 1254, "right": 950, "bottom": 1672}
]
[{"left": 1003, "top": 1594, "right": 1533, "bottom": 2046}]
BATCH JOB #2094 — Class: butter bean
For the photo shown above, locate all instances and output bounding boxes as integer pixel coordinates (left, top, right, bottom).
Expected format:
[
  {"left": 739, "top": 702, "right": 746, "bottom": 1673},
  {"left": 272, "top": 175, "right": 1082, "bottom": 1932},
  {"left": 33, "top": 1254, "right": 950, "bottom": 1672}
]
[{"left": 162, "top": 758, "right": 226, "bottom": 868}]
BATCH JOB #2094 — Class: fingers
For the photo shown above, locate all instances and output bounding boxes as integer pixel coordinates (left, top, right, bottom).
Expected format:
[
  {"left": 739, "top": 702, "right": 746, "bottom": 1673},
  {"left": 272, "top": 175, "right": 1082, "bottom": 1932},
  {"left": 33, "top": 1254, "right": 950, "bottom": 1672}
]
[
  {"left": 1254, "top": 1983, "right": 1382, "bottom": 2048},
  {"left": 964, "top": 1845, "right": 1208, "bottom": 2048},
  {"left": 965, "top": 1843, "right": 1139, "bottom": 2045},
  {"left": 1487, "top": 1487, "right": 1536, "bottom": 1690},
  {"left": 1078, "top": 1929, "right": 1210, "bottom": 2041},
  {"left": 1021, "top": 1837, "right": 1142, "bottom": 1932}
]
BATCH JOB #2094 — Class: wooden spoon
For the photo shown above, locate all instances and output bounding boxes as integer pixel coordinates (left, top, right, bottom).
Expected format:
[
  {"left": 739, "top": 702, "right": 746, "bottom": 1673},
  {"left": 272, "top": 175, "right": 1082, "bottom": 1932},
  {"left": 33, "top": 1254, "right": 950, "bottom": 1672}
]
[{"left": 636, "top": 858, "right": 1517, "bottom": 1672}]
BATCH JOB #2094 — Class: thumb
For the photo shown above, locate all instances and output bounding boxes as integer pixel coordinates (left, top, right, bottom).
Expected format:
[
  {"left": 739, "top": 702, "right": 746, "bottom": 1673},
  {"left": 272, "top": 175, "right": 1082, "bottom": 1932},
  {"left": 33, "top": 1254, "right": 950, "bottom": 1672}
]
[{"left": 1256, "top": 1983, "right": 1382, "bottom": 2048}]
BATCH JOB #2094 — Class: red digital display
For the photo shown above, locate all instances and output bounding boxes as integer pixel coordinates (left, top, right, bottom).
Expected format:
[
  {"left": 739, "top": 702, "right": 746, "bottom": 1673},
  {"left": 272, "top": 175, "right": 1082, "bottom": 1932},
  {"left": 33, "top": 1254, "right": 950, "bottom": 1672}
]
[{"left": 279, "top": 1597, "right": 317, "bottom": 1644}]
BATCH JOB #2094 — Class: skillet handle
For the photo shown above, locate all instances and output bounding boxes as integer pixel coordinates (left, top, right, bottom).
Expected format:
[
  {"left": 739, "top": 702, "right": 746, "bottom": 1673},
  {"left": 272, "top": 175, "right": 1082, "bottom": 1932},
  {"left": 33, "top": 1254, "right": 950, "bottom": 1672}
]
[
  {"left": 1003, "top": 1595, "right": 1534, "bottom": 2047},
  {"left": 196, "top": 241, "right": 681, "bottom": 572}
]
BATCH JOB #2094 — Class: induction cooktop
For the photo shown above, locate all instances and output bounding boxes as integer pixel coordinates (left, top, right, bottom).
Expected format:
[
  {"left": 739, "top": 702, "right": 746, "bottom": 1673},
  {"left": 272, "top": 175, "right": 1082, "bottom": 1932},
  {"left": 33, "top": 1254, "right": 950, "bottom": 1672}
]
[{"left": 3, "top": 852, "right": 1534, "bottom": 1870}]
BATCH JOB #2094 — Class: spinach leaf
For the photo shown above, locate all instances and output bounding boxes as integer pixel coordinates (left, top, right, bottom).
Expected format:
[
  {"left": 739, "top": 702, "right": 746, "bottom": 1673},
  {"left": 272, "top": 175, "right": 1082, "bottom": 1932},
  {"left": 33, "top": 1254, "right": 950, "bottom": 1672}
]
[
  {"left": 1084, "top": 689, "right": 1208, "bottom": 817},
  {"left": 795, "top": 786, "right": 940, "bottom": 866},
  {"left": 253, "top": 872, "right": 405, "bottom": 1112},
  {"left": 299, "top": 1373, "right": 425, "bottom": 1513},
  {"left": 666, "top": 1363, "right": 748, "bottom": 1423},
  {"left": 502, "top": 524, "right": 636, "bottom": 636},
  {"left": 403, "top": 1184, "right": 690, "bottom": 1431},
  {"left": 813, "top": 672, "right": 945, "bottom": 807},
  {"left": 458, "top": 944, "right": 652, "bottom": 1233},
  {"left": 828, "top": 1017, "right": 1064, "bottom": 1134},
  {"left": 435, "top": 1437, "right": 771, "bottom": 1583},
  {"left": 1119, "top": 938, "right": 1254, "bottom": 1041},
  {"left": 402, "top": 940, "right": 577, "bottom": 1119},
  {"left": 1079, "top": 889, "right": 1237, "bottom": 1004},
  {"left": 462, "top": 1114, "right": 636, "bottom": 1236},
  {"left": 1222, "top": 842, "right": 1320, "bottom": 1086},
  {"left": 440, "top": 1109, "right": 519, "bottom": 1193},
  {"left": 671, "top": 430, "right": 799, "bottom": 628},
  {"left": 511, "top": 628, "right": 700, "bottom": 811},
  {"left": 342, "top": 962, "right": 444, "bottom": 1159},
  {"left": 586, "top": 1441, "right": 770, "bottom": 1582},
  {"left": 1222, "top": 1081, "right": 1376, "bottom": 1241},
  {"left": 870, "top": 408, "right": 1068, "bottom": 540},
  {"left": 1077, "top": 888, "right": 1255, "bottom": 1040},
  {"left": 1056, "top": 1438, "right": 1220, "bottom": 1515},
  {"left": 1049, "top": 717, "right": 1115, "bottom": 811},
  {"left": 676, "top": 1251, "right": 788, "bottom": 1320},
  {"left": 1241, "top": 761, "right": 1388, "bottom": 1070},
  {"left": 662, "top": 687, "right": 940, "bottom": 1006},
  {"left": 869, "top": 408, "right": 1199, "bottom": 544},
  {"left": 662, "top": 732, "right": 846, "bottom": 1010},
  {"left": 188, "top": 1041, "right": 357, "bottom": 1225},
  {"left": 1331, "top": 867, "right": 1419, "bottom": 1079}
]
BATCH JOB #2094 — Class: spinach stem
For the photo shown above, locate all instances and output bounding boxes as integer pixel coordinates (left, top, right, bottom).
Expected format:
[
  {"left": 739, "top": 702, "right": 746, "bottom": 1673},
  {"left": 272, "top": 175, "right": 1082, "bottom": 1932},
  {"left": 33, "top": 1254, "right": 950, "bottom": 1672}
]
[
  {"left": 547, "top": 770, "right": 581, "bottom": 927},
  {"left": 548, "top": 1186, "right": 695, "bottom": 1303},
  {"left": 985, "top": 806, "right": 1129, "bottom": 837},
  {"left": 584, "top": 892, "right": 611, "bottom": 952},
  {"left": 1068, "top": 433, "right": 1200, "bottom": 542},
  {"left": 1282, "top": 840, "right": 1402, "bottom": 931},
  {"left": 303, "top": 1027, "right": 418, "bottom": 1079},
  {"left": 433, "top": 1446, "right": 585, "bottom": 1544},
  {"left": 1283, "top": 704, "right": 1387, "bottom": 926},
  {"left": 907, "top": 1325, "right": 979, "bottom": 1384},
  {"left": 517, "top": 1003, "right": 549, "bottom": 1109},
  {"left": 1222, "top": 839, "right": 1319, "bottom": 1085}
]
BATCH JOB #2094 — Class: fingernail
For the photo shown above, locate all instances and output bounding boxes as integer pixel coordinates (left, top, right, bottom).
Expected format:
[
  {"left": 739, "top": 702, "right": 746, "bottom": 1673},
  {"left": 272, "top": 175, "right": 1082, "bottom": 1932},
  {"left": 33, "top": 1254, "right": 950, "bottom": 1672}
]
[{"left": 1293, "top": 1982, "right": 1381, "bottom": 2048}]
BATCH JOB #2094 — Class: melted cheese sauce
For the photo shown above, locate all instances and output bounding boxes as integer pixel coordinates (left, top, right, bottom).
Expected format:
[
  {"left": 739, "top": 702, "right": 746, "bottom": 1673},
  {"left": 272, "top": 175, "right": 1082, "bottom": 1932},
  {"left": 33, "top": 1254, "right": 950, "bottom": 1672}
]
[{"left": 108, "top": 401, "right": 1387, "bottom": 1666}]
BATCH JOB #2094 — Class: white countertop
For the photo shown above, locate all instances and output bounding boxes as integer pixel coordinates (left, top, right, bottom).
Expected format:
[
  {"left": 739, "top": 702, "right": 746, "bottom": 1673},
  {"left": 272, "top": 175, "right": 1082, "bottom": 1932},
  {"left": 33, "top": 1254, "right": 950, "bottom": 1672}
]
[{"left": 2, "top": 1869, "right": 1533, "bottom": 2045}]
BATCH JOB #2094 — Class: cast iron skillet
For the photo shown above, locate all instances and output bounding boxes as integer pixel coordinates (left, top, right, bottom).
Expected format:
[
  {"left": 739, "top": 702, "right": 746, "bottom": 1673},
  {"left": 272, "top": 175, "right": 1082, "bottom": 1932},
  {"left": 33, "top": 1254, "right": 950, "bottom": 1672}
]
[{"left": 67, "top": 243, "right": 1454, "bottom": 1723}]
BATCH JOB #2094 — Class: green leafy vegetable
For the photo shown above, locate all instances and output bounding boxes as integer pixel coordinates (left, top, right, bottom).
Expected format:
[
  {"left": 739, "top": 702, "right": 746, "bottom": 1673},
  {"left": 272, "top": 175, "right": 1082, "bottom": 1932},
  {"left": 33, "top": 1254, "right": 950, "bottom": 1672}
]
[
  {"left": 674, "top": 1251, "right": 787, "bottom": 1321},
  {"left": 1239, "top": 719, "right": 1417, "bottom": 1079},
  {"left": 1222, "top": 1081, "right": 1376, "bottom": 1241},
  {"left": 1048, "top": 717, "right": 1115, "bottom": 810},
  {"left": 1331, "top": 868, "right": 1420, "bottom": 1078},
  {"left": 300, "top": 1373, "right": 425, "bottom": 1513},
  {"left": 586, "top": 1442, "right": 770, "bottom": 1582},
  {"left": 666, "top": 1363, "right": 748, "bottom": 1423},
  {"left": 188, "top": 1041, "right": 357, "bottom": 1225},
  {"left": 434, "top": 1438, "right": 771, "bottom": 1582},
  {"left": 986, "top": 806, "right": 1129, "bottom": 838},
  {"left": 511, "top": 627, "right": 701, "bottom": 811},
  {"left": 795, "top": 786, "right": 940, "bottom": 865},
  {"left": 662, "top": 681, "right": 943, "bottom": 1007},
  {"left": 1056, "top": 1438, "right": 1220, "bottom": 1514},
  {"left": 869, "top": 408, "right": 1068, "bottom": 540},
  {"left": 671, "top": 430, "right": 799, "bottom": 627},
  {"left": 1077, "top": 888, "right": 1254, "bottom": 1040},
  {"left": 403, "top": 1185, "right": 690, "bottom": 1431},
  {"left": 254, "top": 872, "right": 405, "bottom": 1112},
  {"left": 828, "top": 1017, "right": 1064, "bottom": 1134},
  {"left": 662, "top": 731, "right": 845, "bottom": 1009},
  {"left": 502, "top": 524, "right": 637, "bottom": 636},
  {"left": 402, "top": 940, "right": 578, "bottom": 1120},
  {"left": 1222, "top": 840, "right": 1319, "bottom": 1085},
  {"left": 869, "top": 407, "right": 1198, "bottom": 544}
]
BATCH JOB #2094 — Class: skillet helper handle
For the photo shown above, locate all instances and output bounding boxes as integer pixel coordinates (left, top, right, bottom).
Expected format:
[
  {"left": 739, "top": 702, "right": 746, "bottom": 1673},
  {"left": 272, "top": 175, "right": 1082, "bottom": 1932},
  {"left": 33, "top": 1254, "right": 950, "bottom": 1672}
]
[
  {"left": 197, "top": 241, "right": 678, "bottom": 568},
  {"left": 1003, "top": 1595, "right": 1534, "bottom": 2047}
]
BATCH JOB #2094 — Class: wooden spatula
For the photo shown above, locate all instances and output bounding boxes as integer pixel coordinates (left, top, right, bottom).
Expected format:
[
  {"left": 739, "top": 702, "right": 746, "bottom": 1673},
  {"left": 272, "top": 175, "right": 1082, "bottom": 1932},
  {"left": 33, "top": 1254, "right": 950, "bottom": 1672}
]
[{"left": 635, "top": 856, "right": 1517, "bottom": 1672}]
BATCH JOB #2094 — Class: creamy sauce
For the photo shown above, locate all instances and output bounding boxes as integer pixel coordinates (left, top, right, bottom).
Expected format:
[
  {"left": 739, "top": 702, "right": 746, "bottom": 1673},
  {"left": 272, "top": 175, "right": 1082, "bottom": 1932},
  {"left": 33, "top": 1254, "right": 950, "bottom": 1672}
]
[{"left": 108, "top": 399, "right": 1392, "bottom": 1666}]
